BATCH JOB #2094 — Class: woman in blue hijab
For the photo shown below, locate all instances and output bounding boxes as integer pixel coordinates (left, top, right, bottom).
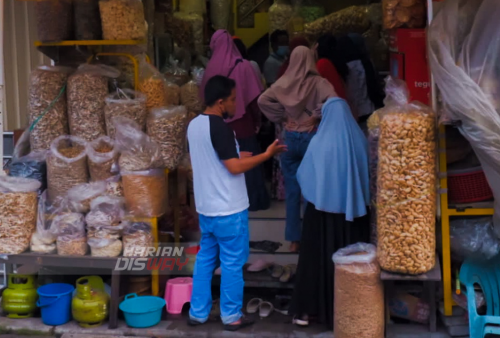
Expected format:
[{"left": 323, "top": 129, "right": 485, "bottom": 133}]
[{"left": 289, "top": 97, "right": 370, "bottom": 330}]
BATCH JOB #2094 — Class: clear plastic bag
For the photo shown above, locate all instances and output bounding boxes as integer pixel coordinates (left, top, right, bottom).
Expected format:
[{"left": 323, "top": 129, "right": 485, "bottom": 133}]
[
  {"left": 269, "top": 0, "right": 294, "bottom": 33},
  {"left": 67, "top": 181, "right": 108, "bottom": 213},
  {"left": 51, "top": 211, "right": 88, "bottom": 256},
  {"left": 123, "top": 222, "right": 154, "bottom": 257},
  {"left": 166, "top": 81, "right": 181, "bottom": 106},
  {"left": 35, "top": 0, "right": 73, "bottom": 42},
  {"left": 450, "top": 217, "right": 499, "bottom": 261},
  {"left": 29, "top": 66, "right": 73, "bottom": 151},
  {"left": 8, "top": 151, "right": 47, "bottom": 193},
  {"left": 173, "top": 12, "right": 204, "bottom": 55},
  {"left": 86, "top": 196, "right": 125, "bottom": 228},
  {"left": 137, "top": 55, "right": 169, "bottom": 110},
  {"left": 105, "top": 175, "right": 124, "bottom": 197},
  {"left": 47, "top": 136, "right": 89, "bottom": 204},
  {"left": 104, "top": 89, "right": 147, "bottom": 139},
  {"left": 295, "top": 0, "right": 325, "bottom": 23},
  {"left": 88, "top": 238, "right": 123, "bottom": 257},
  {"left": 113, "top": 116, "right": 163, "bottom": 171},
  {"left": 428, "top": 0, "right": 500, "bottom": 236},
  {"left": 122, "top": 169, "right": 168, "bottom": 217},
  {"left": 31, "top": 191, "right": 57, "bottom": 254},
  {"left": 74, "top": 0, "right": 102, "bottom": 40},
  {"left": 99, "top": 0, "right": 147, "bottom": 40},
  {"left": 382, "top": 0, "right": 426, "bottom": 30},
  {"left": 146, "top": 106, "right": 188, "bottom": 170},
  {"left": 211, "top": 0, "right": 232, "bottom": 30},
  {"left": 87, "top": 136, "right": 118, "bottom": 181},
  {"left": 179, "top": 0, "right": 206, "bottom": 14},
  {"left": 367, "top": 113, "right": 380, "bottom": 245},
  {"left": 376, "top": 77, "right": 437, "bottom": 275},
  {"left": 163, "top": 57, "right": 190, "bottom": 87},
  {"left": 180, "top": 80, "right": 203, "bottom": 113},
  {"left": 57, "top": 232, "right": 88, "bottom": 256},
  {"left": 68, "top": 64, "right": 120, "bottom": 142},
  {"left": 0, "top": 177, "right": 41, "bottom": 254},
  {"left": 332, "top": 243, "right": 384, "bottom": 338}
]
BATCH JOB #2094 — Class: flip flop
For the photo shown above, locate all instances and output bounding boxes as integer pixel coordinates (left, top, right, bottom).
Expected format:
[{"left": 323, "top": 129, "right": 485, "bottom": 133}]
[
  {"left": 292, "top": 315, "right": 309, "bottom": 327},
  {"left": 271, "top": 264, "right": 284, "bottom": 278},
  {"left": 246, "top": 298, "right": 262, "bottom": 314},
  {"left": 247, "top": 259, "right": 273, "bottom": 272},
  {"left": 259, "top": 301, "right": 274, "bottom": 318},
  {"left": 279, "top": 264, "right": 297, "bottom": 283}
]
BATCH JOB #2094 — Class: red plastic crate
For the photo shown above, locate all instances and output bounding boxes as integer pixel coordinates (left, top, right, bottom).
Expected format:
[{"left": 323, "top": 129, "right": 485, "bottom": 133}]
[{"left": 448, "top": 167, "right": 493, "bottom": 204}]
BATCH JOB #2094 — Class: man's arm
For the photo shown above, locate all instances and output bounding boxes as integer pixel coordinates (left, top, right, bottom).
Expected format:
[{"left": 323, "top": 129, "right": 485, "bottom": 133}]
[{"left": 223, "top": 140, "right": 286, "bottom": 175}]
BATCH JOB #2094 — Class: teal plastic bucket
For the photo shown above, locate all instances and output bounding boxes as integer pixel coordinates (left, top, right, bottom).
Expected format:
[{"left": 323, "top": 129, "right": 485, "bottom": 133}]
[
  {"left": 37, "top": 283, "right": 74, "bottom": 325},
  {"left": 119, "top": 293, "right": 165, "bottom": 328}
]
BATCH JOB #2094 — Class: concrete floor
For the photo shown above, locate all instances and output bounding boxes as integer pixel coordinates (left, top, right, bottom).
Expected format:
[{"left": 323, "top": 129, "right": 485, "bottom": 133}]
[{"left": 0, "top": 315, "right": 453, "bottom": 338}]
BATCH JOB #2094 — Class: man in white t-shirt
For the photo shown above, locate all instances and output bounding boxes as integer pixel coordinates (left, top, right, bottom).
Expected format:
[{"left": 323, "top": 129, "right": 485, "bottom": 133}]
[{"left": 187, "top": 75, "right": 286, "bottom": 331}]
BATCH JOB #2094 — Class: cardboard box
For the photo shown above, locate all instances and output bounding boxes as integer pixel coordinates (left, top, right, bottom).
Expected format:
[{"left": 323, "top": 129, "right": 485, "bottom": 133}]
[{"left": 389, "top": 292, "right": 430, "bottom": 324}]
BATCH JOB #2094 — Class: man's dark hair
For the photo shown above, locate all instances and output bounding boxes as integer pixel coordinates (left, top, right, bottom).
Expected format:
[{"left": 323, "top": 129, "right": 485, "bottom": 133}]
[
  {"left": 204, "top": 75, "right": 236, "bottom": 107},
  {"left": 270, "top": 30, "right": 288, "bottom": 46}
]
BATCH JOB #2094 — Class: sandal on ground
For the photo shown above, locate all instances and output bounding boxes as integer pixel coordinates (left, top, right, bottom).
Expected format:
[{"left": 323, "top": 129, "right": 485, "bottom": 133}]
[
  {"left": 250, "top": 240, "right": 283, "bottom": 253},
  {"left": 259, "top": 301, "right": 274, "bottom": 318},
  {"left": 279, "top": 264, "right": 297, "bottom": 283},
  {"left": 187, "top": 318, "right": 206, "bottom": 327},
  {"left": 246, "top": 298, "right": 262, "bottom": 314},
  {"left": 247, "top": 259, "right": 274, "bottom": 272},
  {"left": 223, "top": 316, "right": 255, "bottom": 331},
  {"left": 292, "top": 315, "right": 309, "bottom": 327},
  {"left": 271, "top": 264, "right": 284, "bottom": 278}
]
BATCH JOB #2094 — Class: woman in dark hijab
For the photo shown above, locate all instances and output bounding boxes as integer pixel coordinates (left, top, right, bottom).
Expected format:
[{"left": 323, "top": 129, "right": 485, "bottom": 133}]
[{"left": 336, "top": 35, "right": 385, "bottom": 120}]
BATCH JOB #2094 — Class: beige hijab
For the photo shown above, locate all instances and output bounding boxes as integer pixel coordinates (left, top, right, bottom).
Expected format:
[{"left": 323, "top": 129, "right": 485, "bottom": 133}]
[{"left": 271, "top": 46, "right": 327, "bottom": 119}]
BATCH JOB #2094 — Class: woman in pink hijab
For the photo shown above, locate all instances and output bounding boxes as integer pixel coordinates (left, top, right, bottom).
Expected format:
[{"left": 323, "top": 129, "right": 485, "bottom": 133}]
[
  {"left": 200, "top": 30, "right": 270, "bottom": 211},
  {"left": 258, "top": 46, "right": 337, "bottom": 252}
]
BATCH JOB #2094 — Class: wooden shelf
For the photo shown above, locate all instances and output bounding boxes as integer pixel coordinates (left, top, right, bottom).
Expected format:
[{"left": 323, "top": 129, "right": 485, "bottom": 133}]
[{"left": 34, "top": 40, "right": 146, "bottom": 47}]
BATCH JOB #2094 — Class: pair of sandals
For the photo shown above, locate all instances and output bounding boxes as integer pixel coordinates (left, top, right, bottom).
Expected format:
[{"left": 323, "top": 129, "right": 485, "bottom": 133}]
[
  {"left": 246, "top": 298, "right": 274, "bottom": 318},
  {"left": 271, "top": 264, "right": 297, "bottom": 283}
]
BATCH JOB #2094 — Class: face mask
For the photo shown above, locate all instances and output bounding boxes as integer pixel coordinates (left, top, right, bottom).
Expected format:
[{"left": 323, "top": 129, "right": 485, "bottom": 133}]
[{"left": 276, "top": 46, "right": 289, "bottom": 57}]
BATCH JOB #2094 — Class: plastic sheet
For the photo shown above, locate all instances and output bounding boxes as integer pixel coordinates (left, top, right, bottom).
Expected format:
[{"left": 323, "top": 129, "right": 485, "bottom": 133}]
[
  {"left": 428, "top": 0, "right": 500, "bottom": 236},
  {"left": 138, "top": 55, "right": 169, "bottom": 110},
  {"left": 113, "top": 116, "right": 163, "bottom": 171},
  {"left": 67, "top": 181, "right": 108, "bottom": 213},
  {"left": 332, "top": 243, "right": 384, "bottom": 338},
  {"left": 450, "top": 217, "right": 499, "bottom": 261}
]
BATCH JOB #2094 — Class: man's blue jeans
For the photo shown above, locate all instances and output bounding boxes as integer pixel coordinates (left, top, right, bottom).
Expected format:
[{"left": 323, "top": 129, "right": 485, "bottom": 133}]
[
  {"left": 189, "top": 210, "right": 249, "bottom": 325},
  {"left": 280, "top": 131, "right": 315, "bottom": 242}
]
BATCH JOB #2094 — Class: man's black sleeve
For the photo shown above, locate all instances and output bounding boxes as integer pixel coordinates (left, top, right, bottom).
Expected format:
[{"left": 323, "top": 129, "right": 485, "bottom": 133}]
[{"left": 209, "top": 116, "right": 239, "bottom": 160}]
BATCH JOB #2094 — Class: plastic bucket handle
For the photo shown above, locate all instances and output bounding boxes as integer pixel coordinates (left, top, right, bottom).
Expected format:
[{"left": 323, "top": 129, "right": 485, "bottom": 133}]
[
  {"left": 36, "top": 295, "right": 60, "bottom": 308},
  {"left": 124, "top": 293, "right": 138, "bottom": 300}
]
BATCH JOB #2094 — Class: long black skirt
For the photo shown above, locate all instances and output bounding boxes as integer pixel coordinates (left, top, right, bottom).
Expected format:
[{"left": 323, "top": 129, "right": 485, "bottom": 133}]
[
  {"left": 237, "top": 136, "right": 270, "bottom": 212},
  {"left": 289, "top": 203, "right": 370, "bottom": 330}
]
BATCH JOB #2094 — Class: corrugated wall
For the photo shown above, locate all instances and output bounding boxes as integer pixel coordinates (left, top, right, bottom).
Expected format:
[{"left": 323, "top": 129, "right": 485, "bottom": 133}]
[{"left": 3, "top": 0, "right": 50, "bottom": 131}]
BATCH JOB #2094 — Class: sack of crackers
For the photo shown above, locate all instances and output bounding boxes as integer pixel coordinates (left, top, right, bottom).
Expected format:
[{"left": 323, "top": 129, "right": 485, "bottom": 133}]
[{"left": 383, "top": 0, "right": 426, "bottom": 29}]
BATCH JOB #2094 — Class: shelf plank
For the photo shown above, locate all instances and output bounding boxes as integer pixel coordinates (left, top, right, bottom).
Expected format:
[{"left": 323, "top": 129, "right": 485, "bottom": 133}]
[
  {"left": 34, "top": 40, "right": 146, "bottom": 47},
  {"left": 447, "top": 200, "right": 494, "bottom": 216}
]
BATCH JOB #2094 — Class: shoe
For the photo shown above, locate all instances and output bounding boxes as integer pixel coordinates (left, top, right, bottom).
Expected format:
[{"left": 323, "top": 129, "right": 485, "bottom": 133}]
[
  {"left": 247, "top": 259, "right": 274, "bottom": 272},
  {"left": 223, "top": 316, "right": 255, "bottom": 331},
  {"left": 250, "top": 240, "right": 283, "bottom": 253},
  {"left": 289, "top": 242, "right": 300, "bottom": 252},
  {"left": 187, "top": 318, "right": 205, "bottom": 327},
  {"left": 292, "top": 315, "right": 309, "bottom": 327},
  {"left": 246, "top": 298, "right": 262, "bottom": 314},
  {"left": 259, "top": 301, "right": 274, "bottom": 318},
  {"left": 271, "top": 264, "right": 284, "bottom": 278},
  {"left": 273, "top": 296, "right": 291, "bottom": 315},
  {"left": 279, "top": 264, "right": 297, "bottom": 283}
]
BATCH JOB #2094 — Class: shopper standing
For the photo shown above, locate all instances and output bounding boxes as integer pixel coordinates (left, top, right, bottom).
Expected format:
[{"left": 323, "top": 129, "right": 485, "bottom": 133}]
[
  {"left": 276, "top": 36, "right": 310, "bottom": 79},
  {"left": 263, "top": 30, "right": 290, "bottom": 86},
  {"left": 315, "top": 34, "right": 349, "bottom": 103},
  {"left": 200, "top": 30, "right": 270, "bottom": 212},
  {"left": 258, "top": 46, "right": 337, "bottom": 252},
  {"left": 336, "top": 35, "right": 385, "bottom": 130},
  {"left": 289, "top": 97, "right": 370, "bottom": 330},
  {"left": 188, "top": 75, "right": 287, "bottom": 331}
]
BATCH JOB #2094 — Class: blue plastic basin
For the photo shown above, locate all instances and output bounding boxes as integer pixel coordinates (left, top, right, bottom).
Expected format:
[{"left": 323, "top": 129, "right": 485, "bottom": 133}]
[{"left": 119, "top": 293, "right": 166, "bottom": 328}]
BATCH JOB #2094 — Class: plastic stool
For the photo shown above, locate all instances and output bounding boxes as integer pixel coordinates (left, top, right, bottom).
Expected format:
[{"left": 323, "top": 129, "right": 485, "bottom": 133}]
[{"left": 164, "top": 277, "right": 193, "bottom": 314}]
